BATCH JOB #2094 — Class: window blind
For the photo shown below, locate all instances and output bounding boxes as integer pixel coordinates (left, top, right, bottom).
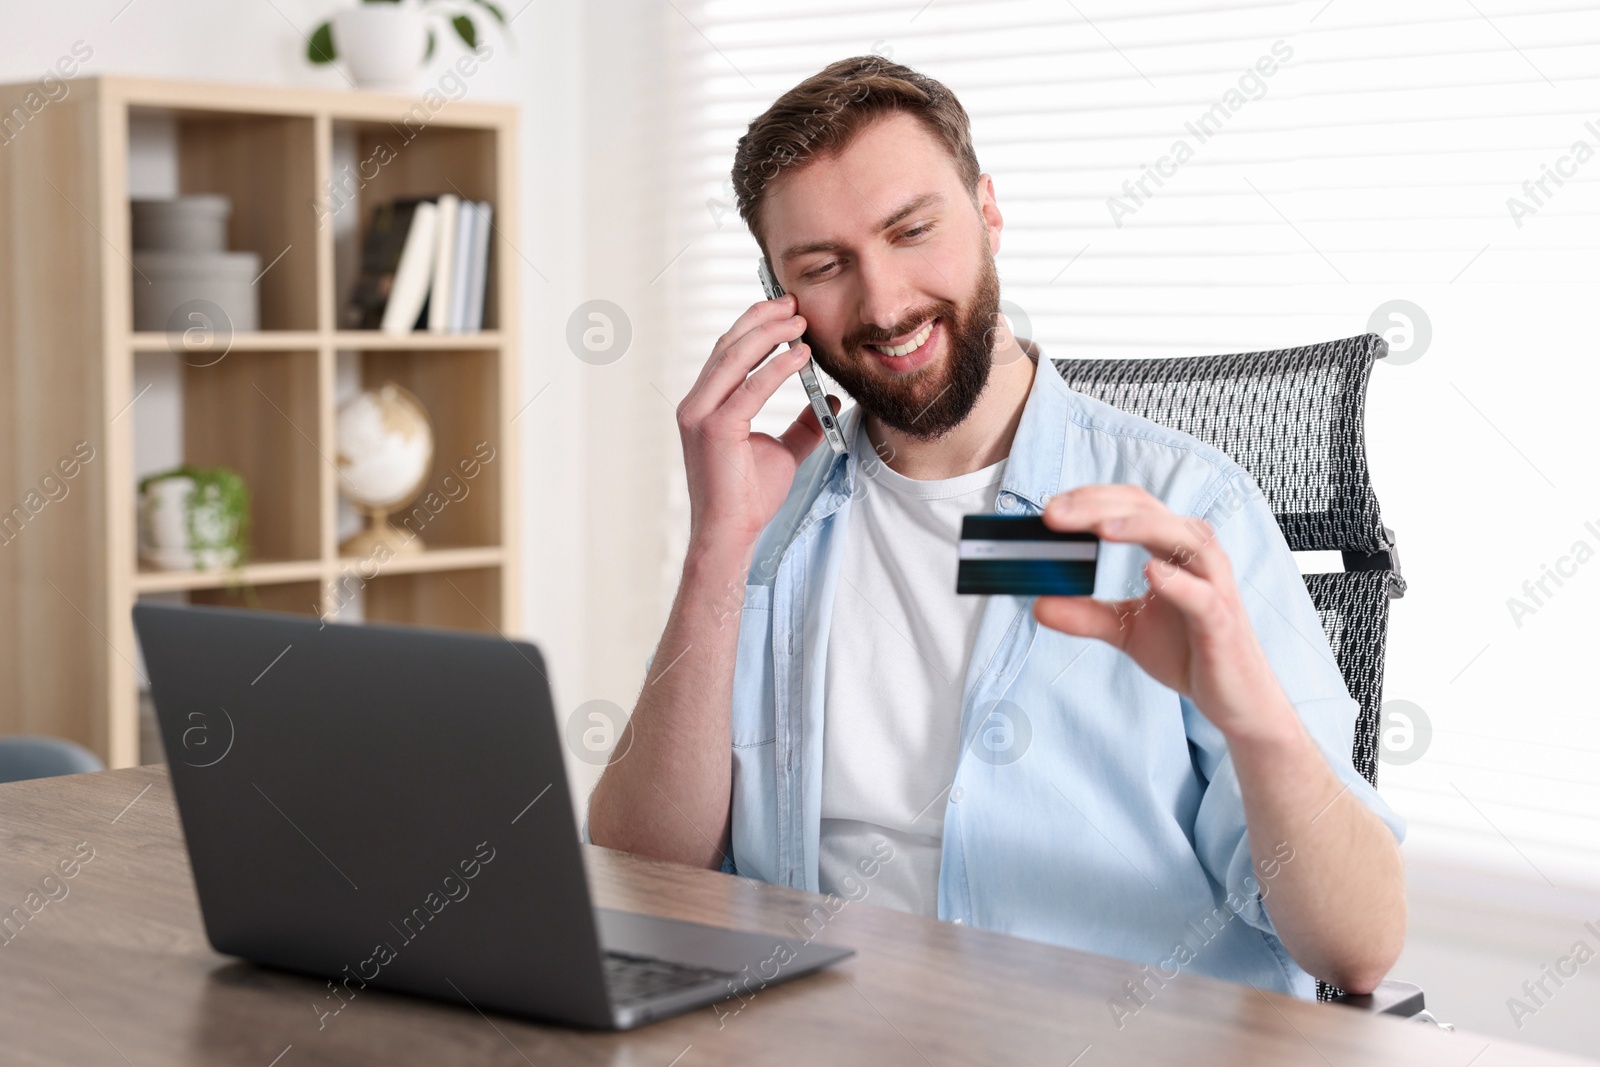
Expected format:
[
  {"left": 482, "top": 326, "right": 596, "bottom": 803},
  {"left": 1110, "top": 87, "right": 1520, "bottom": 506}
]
[{"left": 657, "top": 0, "right": 1600, "bottom": 888}]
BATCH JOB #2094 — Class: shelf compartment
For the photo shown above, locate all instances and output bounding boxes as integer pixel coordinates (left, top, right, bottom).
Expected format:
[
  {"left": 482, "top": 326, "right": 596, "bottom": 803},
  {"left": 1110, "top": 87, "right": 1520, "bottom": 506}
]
[
  {"left": 360, "top": 565, "right": 503, "bottom": 634},
  {"left": 148, "top": 348, "right": 323, "bottom": 564},
  {"left": 331, "top": 118, "right": 500, "bottom": 332},
  {"left": 130, "top": 107, "right": 320, "bottom": 332},
  {"left": 345, "top": 347, "right": 502, "bottom": 551},
  {"left": 188, "top": 579, "right": 324, "bottom": 616}
]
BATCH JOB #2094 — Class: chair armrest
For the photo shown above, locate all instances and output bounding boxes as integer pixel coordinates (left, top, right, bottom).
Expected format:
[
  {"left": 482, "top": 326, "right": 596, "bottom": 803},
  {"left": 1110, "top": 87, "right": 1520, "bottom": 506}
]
[{"left": 1327, "top": 979, "right": 1425, "bottom": 1017}]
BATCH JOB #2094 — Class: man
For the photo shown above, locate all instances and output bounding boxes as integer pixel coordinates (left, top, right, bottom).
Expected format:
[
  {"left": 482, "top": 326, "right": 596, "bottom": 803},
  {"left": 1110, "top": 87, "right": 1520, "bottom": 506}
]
[{"left": 587, "top": 55, "right": 1405, "bottom": 1000}]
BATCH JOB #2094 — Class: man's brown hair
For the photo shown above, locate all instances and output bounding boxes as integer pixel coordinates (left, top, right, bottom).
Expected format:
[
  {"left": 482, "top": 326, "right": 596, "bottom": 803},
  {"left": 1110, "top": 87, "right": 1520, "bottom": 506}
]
[{"left": 731, "top": 55, "right": 982, "bottom": 258}]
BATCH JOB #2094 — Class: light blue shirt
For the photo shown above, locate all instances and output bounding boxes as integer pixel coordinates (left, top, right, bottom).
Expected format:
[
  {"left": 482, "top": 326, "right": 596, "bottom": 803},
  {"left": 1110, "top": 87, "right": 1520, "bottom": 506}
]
[{"left": 586, "top": 349, "right": 1405, "bottom": 999}]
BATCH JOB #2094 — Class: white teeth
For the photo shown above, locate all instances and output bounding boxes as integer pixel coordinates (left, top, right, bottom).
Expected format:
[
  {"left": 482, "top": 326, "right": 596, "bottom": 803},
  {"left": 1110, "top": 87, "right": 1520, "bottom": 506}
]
[{"left": 869, "top": 319, "right": 934, "bottom": 358}]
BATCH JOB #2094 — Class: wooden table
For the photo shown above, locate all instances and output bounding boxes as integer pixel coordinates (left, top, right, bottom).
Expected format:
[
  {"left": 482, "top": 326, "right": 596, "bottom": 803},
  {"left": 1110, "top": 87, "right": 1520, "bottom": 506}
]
[{"left": 0, "top": 766, "right": 1588, "bottom": 1066}]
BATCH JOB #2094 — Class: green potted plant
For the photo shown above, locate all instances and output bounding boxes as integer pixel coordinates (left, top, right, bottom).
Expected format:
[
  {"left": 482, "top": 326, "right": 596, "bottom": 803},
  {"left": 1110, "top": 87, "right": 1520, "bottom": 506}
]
[
  {"left": 307, "top": 0, "right": 508, "bottom": 91},
  {"left": 138, "top": 466, "right": 251, "bottom": 573}
]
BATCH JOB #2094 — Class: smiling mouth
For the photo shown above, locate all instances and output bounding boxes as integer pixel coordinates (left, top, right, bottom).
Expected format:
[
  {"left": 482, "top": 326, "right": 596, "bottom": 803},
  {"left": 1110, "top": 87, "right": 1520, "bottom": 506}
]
[{"left": 866, "top": 318, "right": 937, "bottom": 358}]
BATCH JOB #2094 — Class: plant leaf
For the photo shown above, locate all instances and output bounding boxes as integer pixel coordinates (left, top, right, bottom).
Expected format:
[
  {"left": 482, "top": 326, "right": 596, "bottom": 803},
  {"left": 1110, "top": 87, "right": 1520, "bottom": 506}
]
[
  {"left": 425, "top": 27, "right": 437, "bottom": 61},
  {"left": 474, "top": 0, "right": 507, "bottom": 25},
  {"left": 452, "top": 15, "right": 477, "bottom": 49},
  {"left": 307, "top": 22, "right": 336, "bottom": 64}
]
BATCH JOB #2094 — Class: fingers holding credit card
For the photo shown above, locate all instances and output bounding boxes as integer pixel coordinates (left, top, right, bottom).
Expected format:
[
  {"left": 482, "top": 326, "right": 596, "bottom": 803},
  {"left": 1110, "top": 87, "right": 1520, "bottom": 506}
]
[{"left": 1025, "top": 484, "right": 1284, "bottom": 727}]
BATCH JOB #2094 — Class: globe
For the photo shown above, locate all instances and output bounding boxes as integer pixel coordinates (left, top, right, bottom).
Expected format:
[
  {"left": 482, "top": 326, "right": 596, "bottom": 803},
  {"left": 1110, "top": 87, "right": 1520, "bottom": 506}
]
[{"left": 335, "top": 381, "right": 434, "bottom": 557}]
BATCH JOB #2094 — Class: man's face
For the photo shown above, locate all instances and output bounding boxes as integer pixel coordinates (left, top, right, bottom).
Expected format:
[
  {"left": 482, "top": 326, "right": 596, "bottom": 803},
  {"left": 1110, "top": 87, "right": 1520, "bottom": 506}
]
[{"left": 761, "top": 111, "right": 1004, "bottom": 441}]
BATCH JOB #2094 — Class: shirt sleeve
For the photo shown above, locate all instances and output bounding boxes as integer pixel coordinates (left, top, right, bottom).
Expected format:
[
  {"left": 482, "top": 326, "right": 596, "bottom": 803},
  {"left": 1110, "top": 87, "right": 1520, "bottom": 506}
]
[{"left": 1186, "top": 467, "right": 1407, "bottom": 938}]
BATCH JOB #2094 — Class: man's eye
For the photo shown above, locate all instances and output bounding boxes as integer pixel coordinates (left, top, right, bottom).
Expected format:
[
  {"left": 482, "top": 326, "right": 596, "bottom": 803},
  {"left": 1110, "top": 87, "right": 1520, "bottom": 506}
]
[{"left": 804, "top": 225, "right": 932, "bottom": 279}]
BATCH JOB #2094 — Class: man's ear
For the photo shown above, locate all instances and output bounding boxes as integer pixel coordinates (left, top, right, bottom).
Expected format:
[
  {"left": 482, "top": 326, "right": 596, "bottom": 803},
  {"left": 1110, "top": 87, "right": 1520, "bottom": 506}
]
[{"left": 975, "top": 173, "right": 1003, "bottom": 254}]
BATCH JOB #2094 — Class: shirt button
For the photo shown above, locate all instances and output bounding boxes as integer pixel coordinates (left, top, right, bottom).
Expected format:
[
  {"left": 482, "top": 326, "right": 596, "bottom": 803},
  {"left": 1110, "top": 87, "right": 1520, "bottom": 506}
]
[
  {"left": 952, "top": 918, "right": 964, "bottom": 925},
  {"left": 949, "top": 785, "right": 963, "bottom": 804},
  {"left": 997, "top": 491, "right": 1015, "bottom": 510}
]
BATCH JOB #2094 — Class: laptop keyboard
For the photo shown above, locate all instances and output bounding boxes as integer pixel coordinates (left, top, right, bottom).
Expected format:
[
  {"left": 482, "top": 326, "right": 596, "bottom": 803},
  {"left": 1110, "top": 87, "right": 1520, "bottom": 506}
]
[{"left": 602, "top": 950, "right": 737, "bottom": 1005}]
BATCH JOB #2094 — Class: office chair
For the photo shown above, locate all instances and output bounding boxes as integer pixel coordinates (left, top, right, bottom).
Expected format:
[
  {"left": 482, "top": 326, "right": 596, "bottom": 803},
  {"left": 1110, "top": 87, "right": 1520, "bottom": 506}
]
[
  {"left": 1053, "top": 332, "right": 1443, "bottom": 1024},
  {"left": 0, "top": 735, "right": 106, "bottom": 784}
]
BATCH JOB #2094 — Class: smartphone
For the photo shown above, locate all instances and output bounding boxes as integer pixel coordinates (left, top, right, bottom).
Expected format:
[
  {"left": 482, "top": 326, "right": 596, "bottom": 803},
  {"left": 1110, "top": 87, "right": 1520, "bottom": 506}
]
[
  {"left": 757, "top": 257, "right": 847, "bottom": 455},
  {"left": 956, "top": 515, "right": 1100, "bottom": 596}
]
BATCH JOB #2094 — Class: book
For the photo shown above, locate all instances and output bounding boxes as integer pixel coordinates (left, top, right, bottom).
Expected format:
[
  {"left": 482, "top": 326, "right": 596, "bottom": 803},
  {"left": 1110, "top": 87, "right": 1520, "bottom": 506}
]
[
  {"left": 463, "top": 200, "right": 492, "bottom": 331},
  {"left": 448, "top": 200, "right": 477, "bottom": 332},
  {"left": 380, "top": 199, "right": 438, "bottom": 335},
  {"left": 427, "top": 193, "right": 460, "bottom": 332},
  {"left": 347, "top": 199, "right": 420, "bottom": 330}
]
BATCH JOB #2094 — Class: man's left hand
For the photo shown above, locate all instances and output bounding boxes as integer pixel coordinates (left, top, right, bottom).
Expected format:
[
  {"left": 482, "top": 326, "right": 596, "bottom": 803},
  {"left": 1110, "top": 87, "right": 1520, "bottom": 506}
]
[{"left": 1031, "top": 484, "right": 1296, "bottom": 744}]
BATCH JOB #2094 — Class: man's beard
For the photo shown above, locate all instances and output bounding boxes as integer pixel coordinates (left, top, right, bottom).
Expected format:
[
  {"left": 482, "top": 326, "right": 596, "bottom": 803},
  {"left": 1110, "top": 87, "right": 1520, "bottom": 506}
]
[{"left": 803, "top": 241, "right": 1002, "bottom": 443}]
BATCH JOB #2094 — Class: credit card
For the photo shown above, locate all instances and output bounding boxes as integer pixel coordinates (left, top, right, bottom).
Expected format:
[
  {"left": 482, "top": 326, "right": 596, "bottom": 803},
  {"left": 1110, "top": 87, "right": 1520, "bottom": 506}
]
[{"left": 956, "top": 514, "right": 1100, "bottom": 596}]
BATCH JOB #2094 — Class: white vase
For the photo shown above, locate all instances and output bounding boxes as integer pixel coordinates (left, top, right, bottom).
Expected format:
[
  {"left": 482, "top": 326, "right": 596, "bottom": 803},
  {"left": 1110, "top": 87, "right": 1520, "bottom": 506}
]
[
  {"left": 332, "top": 3, "right": 431, "bottom": 92},
  {"left": 139, "top": 476, "right": 241, "bottom": 572}
]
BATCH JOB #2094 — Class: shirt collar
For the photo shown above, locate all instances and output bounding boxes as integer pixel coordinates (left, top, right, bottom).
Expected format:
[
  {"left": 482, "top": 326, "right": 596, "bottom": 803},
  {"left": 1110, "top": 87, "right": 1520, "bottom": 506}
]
[{"left": 828, "top": 340, "right": 1069, "bottom": 514}]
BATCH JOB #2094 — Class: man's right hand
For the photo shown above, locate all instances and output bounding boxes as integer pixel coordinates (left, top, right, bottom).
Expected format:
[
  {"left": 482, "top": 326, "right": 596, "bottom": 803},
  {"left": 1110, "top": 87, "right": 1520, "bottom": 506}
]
[
  {"left": 675, "top": 292, "right": 842, "bottom": 553},
  {"left": 589, "top": 295, "right": 841, "bottom": 868}
]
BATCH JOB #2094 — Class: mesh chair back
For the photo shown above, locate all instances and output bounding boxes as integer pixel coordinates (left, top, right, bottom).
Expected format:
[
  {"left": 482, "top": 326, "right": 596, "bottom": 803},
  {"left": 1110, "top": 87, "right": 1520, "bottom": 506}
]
[{"left": 1053, "top": 333, "right": 1394, "bottom": 556}]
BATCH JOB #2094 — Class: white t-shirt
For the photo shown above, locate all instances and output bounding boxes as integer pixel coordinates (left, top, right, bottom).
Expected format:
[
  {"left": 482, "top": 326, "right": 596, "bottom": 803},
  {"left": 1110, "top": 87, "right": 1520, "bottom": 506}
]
[{"left": 817, "top": 418, "right": 1007, "bottom": 916}]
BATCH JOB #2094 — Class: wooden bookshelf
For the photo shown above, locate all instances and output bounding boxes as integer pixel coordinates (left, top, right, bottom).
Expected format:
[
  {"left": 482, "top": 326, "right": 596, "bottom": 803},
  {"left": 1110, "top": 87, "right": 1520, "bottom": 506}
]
[{"left": 0, "top": 76, "right": 520, "bottom": 767}]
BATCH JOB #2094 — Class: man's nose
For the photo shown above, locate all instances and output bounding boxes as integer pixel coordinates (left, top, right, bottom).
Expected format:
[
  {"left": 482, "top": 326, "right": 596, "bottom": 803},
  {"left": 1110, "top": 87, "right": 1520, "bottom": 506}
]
[{"left": 853, "top": 251, "right": 920, "bottom": 338}]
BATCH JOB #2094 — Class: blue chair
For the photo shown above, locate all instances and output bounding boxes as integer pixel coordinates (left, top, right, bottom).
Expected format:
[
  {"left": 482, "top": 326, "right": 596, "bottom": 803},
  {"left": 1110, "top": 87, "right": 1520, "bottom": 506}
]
[{"left": 0, "top": 735, "right": 106, "bottom": 784}]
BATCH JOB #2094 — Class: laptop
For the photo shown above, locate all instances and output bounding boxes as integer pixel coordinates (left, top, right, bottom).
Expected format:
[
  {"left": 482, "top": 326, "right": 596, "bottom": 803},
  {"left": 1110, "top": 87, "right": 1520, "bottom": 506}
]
[{"left": 132, "top": 601, "right": 853, "bottom": 1030}]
